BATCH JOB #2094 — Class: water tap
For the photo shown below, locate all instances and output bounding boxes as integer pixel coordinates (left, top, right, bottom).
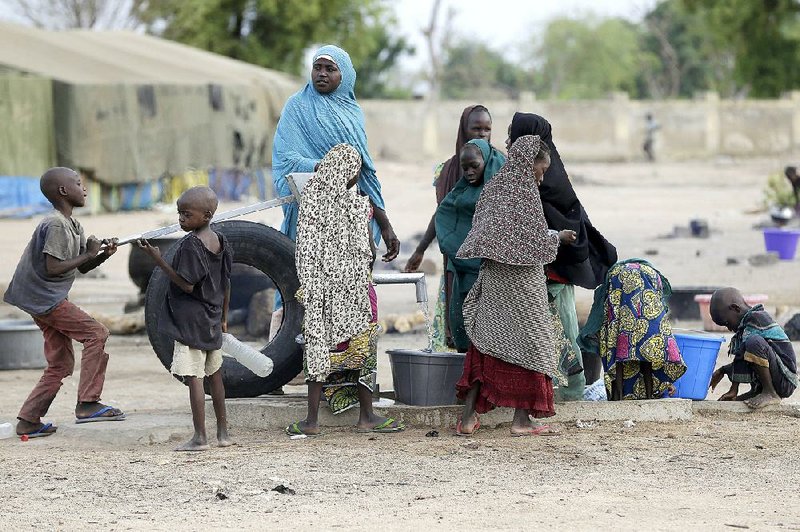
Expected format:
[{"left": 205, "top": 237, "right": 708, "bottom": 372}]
[{"left": 371, "top": 272, "right": 428, "bottom": 303}]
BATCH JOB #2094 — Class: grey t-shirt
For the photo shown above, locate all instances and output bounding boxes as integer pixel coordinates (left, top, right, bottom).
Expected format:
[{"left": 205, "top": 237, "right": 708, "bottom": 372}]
[{"left": 4, "top": 211, "right": 86, "bottom": 315}]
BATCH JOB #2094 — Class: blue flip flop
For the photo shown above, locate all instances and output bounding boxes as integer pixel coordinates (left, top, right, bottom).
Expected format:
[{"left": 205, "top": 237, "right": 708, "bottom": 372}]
[
  {"left": 22, "top": 422, "right": 57, "bottom": 438},
  {"left": 75, "top": 405, "right": 126, "bottom": 424}
]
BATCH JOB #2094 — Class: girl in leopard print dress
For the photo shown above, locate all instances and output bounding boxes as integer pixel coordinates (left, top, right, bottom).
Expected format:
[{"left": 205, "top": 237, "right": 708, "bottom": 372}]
[{"left": 286, "top": 144, "right": 403, "bottom": 436}]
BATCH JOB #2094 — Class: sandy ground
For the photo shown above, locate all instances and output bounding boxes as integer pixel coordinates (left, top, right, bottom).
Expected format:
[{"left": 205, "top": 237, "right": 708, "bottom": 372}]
[
  {"left": 2, "top": 158, "right": 800, "bottom": 530},
  {"left": 3, "top": 412, "right": 800, "bottom": 531}
]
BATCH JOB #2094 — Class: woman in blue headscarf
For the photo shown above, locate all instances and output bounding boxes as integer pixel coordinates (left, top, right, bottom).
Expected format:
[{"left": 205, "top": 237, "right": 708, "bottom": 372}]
[
  {"left": 434, "top": 139, "right": 505, "bottom": 352},
  {"left": 271, "top": 45, "right": 400, "bottom": 321}
]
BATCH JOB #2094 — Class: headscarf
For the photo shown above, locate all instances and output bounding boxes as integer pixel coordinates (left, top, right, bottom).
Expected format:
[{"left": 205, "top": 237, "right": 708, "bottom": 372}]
[
  {"left": 457, "top": 135, "right": 559, "bottom": 267},
  {"left": 273, "top": 45, "right": 384, "bottom": 243},
  {"left": 436, "top": 139, "right": 505, "bottom": 262},
  {"left": 295, "top": 144, "right": 373, "bottom": 382},
  {"left": 435, "top": 105, "right": 489, "bottom": 204},
  {"left": 435, "top": 138, "right": 506, "bottom": 351},
  {"left": 509, "top": 112, "right": 617, "bottom": 288}
]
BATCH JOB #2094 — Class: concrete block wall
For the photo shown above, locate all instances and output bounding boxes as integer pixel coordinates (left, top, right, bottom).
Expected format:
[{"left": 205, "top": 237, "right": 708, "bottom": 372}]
[{"left": 360, "top": 91, "right": 800, "bottom": 163}]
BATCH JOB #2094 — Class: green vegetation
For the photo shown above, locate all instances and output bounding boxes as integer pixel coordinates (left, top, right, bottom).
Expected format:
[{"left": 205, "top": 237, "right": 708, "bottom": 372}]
[
  {"left": 5, "top": 0, "right": 800, "bottom": 99},
  {"left": 138, "top": 0, "right": 413, "bottom": 98},
  {"left": 764, "top": 173, "right": 796, "bottom": 209}
]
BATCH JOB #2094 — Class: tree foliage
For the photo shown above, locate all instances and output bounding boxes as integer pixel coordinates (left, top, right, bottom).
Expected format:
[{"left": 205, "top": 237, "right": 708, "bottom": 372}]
[
  {"left": 534, "top": 17, "right": 645, "bottom": 99},
  {"left": 441, "top": 42, "right": 531, "bottom": 100},
  {"left": 681, "top": 0, "right": 800, "bottom": 97},
  {"left": 639, "top": 0, "right": 735, "bottom": 98},
  {"left": 138, "top": 0, "right": 412, "bottom": 98}
]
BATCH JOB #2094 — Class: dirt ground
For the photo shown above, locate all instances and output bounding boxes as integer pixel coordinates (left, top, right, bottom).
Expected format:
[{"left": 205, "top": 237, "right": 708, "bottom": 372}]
[
  {"left": 2, "top": 158, "right": 800, "bottom": 530},
  {"left": 2, "top": 411, "right": 800, "bottom": 531}
]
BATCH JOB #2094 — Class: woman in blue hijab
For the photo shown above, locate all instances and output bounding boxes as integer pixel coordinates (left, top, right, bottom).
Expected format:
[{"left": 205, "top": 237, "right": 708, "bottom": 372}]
[
  {"left": 271, "top": 45, "right": 400, "bottom": 316},
  {"left": 273, "top": 44, "right": 398, "bottom": 254}
]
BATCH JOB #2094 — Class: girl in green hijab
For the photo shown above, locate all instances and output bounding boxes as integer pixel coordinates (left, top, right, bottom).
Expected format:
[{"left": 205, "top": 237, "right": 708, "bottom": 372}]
[{"left": 434, "top": 139, "right": 506, "bottom": 351}]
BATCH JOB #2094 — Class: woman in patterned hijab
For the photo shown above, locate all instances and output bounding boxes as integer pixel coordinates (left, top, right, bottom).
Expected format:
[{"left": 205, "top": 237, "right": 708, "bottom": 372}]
[
  {"left": 288, "top": 143, "right": 403, "bottom": 436},
  {"left": 454, "top": 135, "right": 577, "bottom": 436}
]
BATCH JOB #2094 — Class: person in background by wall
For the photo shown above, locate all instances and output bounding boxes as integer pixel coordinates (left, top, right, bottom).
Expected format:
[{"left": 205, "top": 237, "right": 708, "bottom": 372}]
[
  {"left": 404, "top": 105, "right": 493, "bottom": 351},
  {"left": 643, "top": 112, "right": 660, "bottom": 162}
]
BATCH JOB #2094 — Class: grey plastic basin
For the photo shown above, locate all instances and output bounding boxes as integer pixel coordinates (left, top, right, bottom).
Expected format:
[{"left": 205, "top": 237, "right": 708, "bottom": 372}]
[
  {"left": 0, "top": 320, "right": 45, "bottom": 370},
  {"left": 387, "top": 349, "right": 466, "bottom": 406}
]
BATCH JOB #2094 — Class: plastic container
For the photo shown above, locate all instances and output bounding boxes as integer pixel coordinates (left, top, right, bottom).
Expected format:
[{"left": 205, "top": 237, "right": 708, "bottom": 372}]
[
  {"left": 763, "top": 228, "right": 800, "bottom": 260},
  {"left": 0, "top": 320, "right": 45, "bottom": 370},
  {"left": 694, "top": 294, "right": 768, "bottom": 332},
  {"left": 0, "top": 422, "right": 13, "bottom": 439},
  {"left": 221, "top": 333, "right": 273, "bottom": 377},
  {"left": 671, "top": 330, "right": 725, "bottom": 400},
  {"left": 387, "top": 349, "right": 465, "bottom": 406}
]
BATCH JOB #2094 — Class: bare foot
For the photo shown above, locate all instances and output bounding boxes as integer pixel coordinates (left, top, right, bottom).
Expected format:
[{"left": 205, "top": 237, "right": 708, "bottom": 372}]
[
  {"left": 744, "top": 392, "right": 781, "bottom": 410},
  {"left": 735, "top": 389, "right": 758, "bottom": 401},
  {"left": 175, "top": 435, "right": 210, "bottom": 452},
  {"left": 217, "top": 428, "right": 235, "bottom": 447}
]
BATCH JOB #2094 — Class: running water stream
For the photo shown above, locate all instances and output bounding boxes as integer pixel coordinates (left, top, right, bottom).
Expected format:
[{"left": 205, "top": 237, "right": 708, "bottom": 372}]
[{"left": 417, "top": 300, "right": 435, "bottom": 352}]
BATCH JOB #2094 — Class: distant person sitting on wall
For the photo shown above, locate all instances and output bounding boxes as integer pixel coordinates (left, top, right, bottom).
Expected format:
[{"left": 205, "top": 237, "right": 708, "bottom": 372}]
[
  {"left": 709, "top": 287, "right": 797, "bottom": 409},
  {"left": 784, "top": 166, "right": 800, "bottom": 213},
  {"left": 643, "top": 113, "right": 660, "bottom": 162}
]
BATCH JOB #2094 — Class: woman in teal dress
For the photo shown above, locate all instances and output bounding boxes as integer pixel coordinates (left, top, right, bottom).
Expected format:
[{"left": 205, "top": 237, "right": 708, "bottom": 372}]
[
  {"left": 403, "top": 105, "right": 493, "bottom": 351},
  {"left": 435, "top": 139, "right": 505, "bottom": 351}
]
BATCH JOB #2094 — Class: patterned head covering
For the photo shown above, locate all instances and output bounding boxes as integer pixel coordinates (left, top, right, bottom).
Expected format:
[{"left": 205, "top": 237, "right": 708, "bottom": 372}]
[
  {"left": 296, "top": 143, "right": 373, "bottom": 381},
  {"left": 457, "top": 135, "right": 559, "bottom": 267}
]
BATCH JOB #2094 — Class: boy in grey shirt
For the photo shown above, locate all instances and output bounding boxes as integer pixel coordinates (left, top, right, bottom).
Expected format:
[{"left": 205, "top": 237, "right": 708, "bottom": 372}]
[{"left": 4, "top": 167, "right": 124, "bottom": 437}]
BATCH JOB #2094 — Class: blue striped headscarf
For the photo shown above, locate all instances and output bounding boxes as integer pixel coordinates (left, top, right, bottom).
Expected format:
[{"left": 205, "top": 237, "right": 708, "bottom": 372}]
[{"left": 272, "top": 44, "right": 384, "bottom": 242}]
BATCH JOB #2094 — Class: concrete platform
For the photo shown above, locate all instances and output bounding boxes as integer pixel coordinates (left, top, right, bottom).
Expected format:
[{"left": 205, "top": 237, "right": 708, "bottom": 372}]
[
  {"left": 24, "top": 412, "right": 193, "bottom": 446},
  {"left": 225, "top": 395, "right": 694, "bottom": 429},
  {"left": 693, "top": 400, "right": 800, "bottom": 417},
  {"left": 14, "top": 399, "right": 800, "bottom": 448}
]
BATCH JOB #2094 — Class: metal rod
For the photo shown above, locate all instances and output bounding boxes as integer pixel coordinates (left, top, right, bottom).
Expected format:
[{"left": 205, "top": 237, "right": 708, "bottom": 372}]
[
  {"left": 372, "top": 272, "right": 428, "bottom": 303},
  {"left": 115, "top": 175, "right": 303, "bottom": 246}
]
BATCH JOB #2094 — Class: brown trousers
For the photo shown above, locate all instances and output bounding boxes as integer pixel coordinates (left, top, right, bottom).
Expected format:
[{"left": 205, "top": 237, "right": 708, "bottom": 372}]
[{"left": 18, "top": 300, "right": 110, "bottom": 423}]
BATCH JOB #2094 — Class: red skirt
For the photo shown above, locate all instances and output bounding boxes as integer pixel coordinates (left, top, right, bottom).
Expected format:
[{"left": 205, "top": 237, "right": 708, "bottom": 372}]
[{"left": 456, "top": 345, "right": 555, "bottom": 418}]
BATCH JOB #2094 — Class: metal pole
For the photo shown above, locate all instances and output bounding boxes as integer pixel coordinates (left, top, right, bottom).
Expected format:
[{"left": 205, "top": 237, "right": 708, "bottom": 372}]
[
  {"left": 115, "top": 175, "right": 302, "bottom": 246},
  {"left": 372, "top": 272, "right": 428, "bottom": 303}
]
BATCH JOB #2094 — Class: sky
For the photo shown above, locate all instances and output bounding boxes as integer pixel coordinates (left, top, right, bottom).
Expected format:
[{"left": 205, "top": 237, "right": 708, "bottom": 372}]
[{"left": 392, "top": 0, "right": 659, "bottom": 67}]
